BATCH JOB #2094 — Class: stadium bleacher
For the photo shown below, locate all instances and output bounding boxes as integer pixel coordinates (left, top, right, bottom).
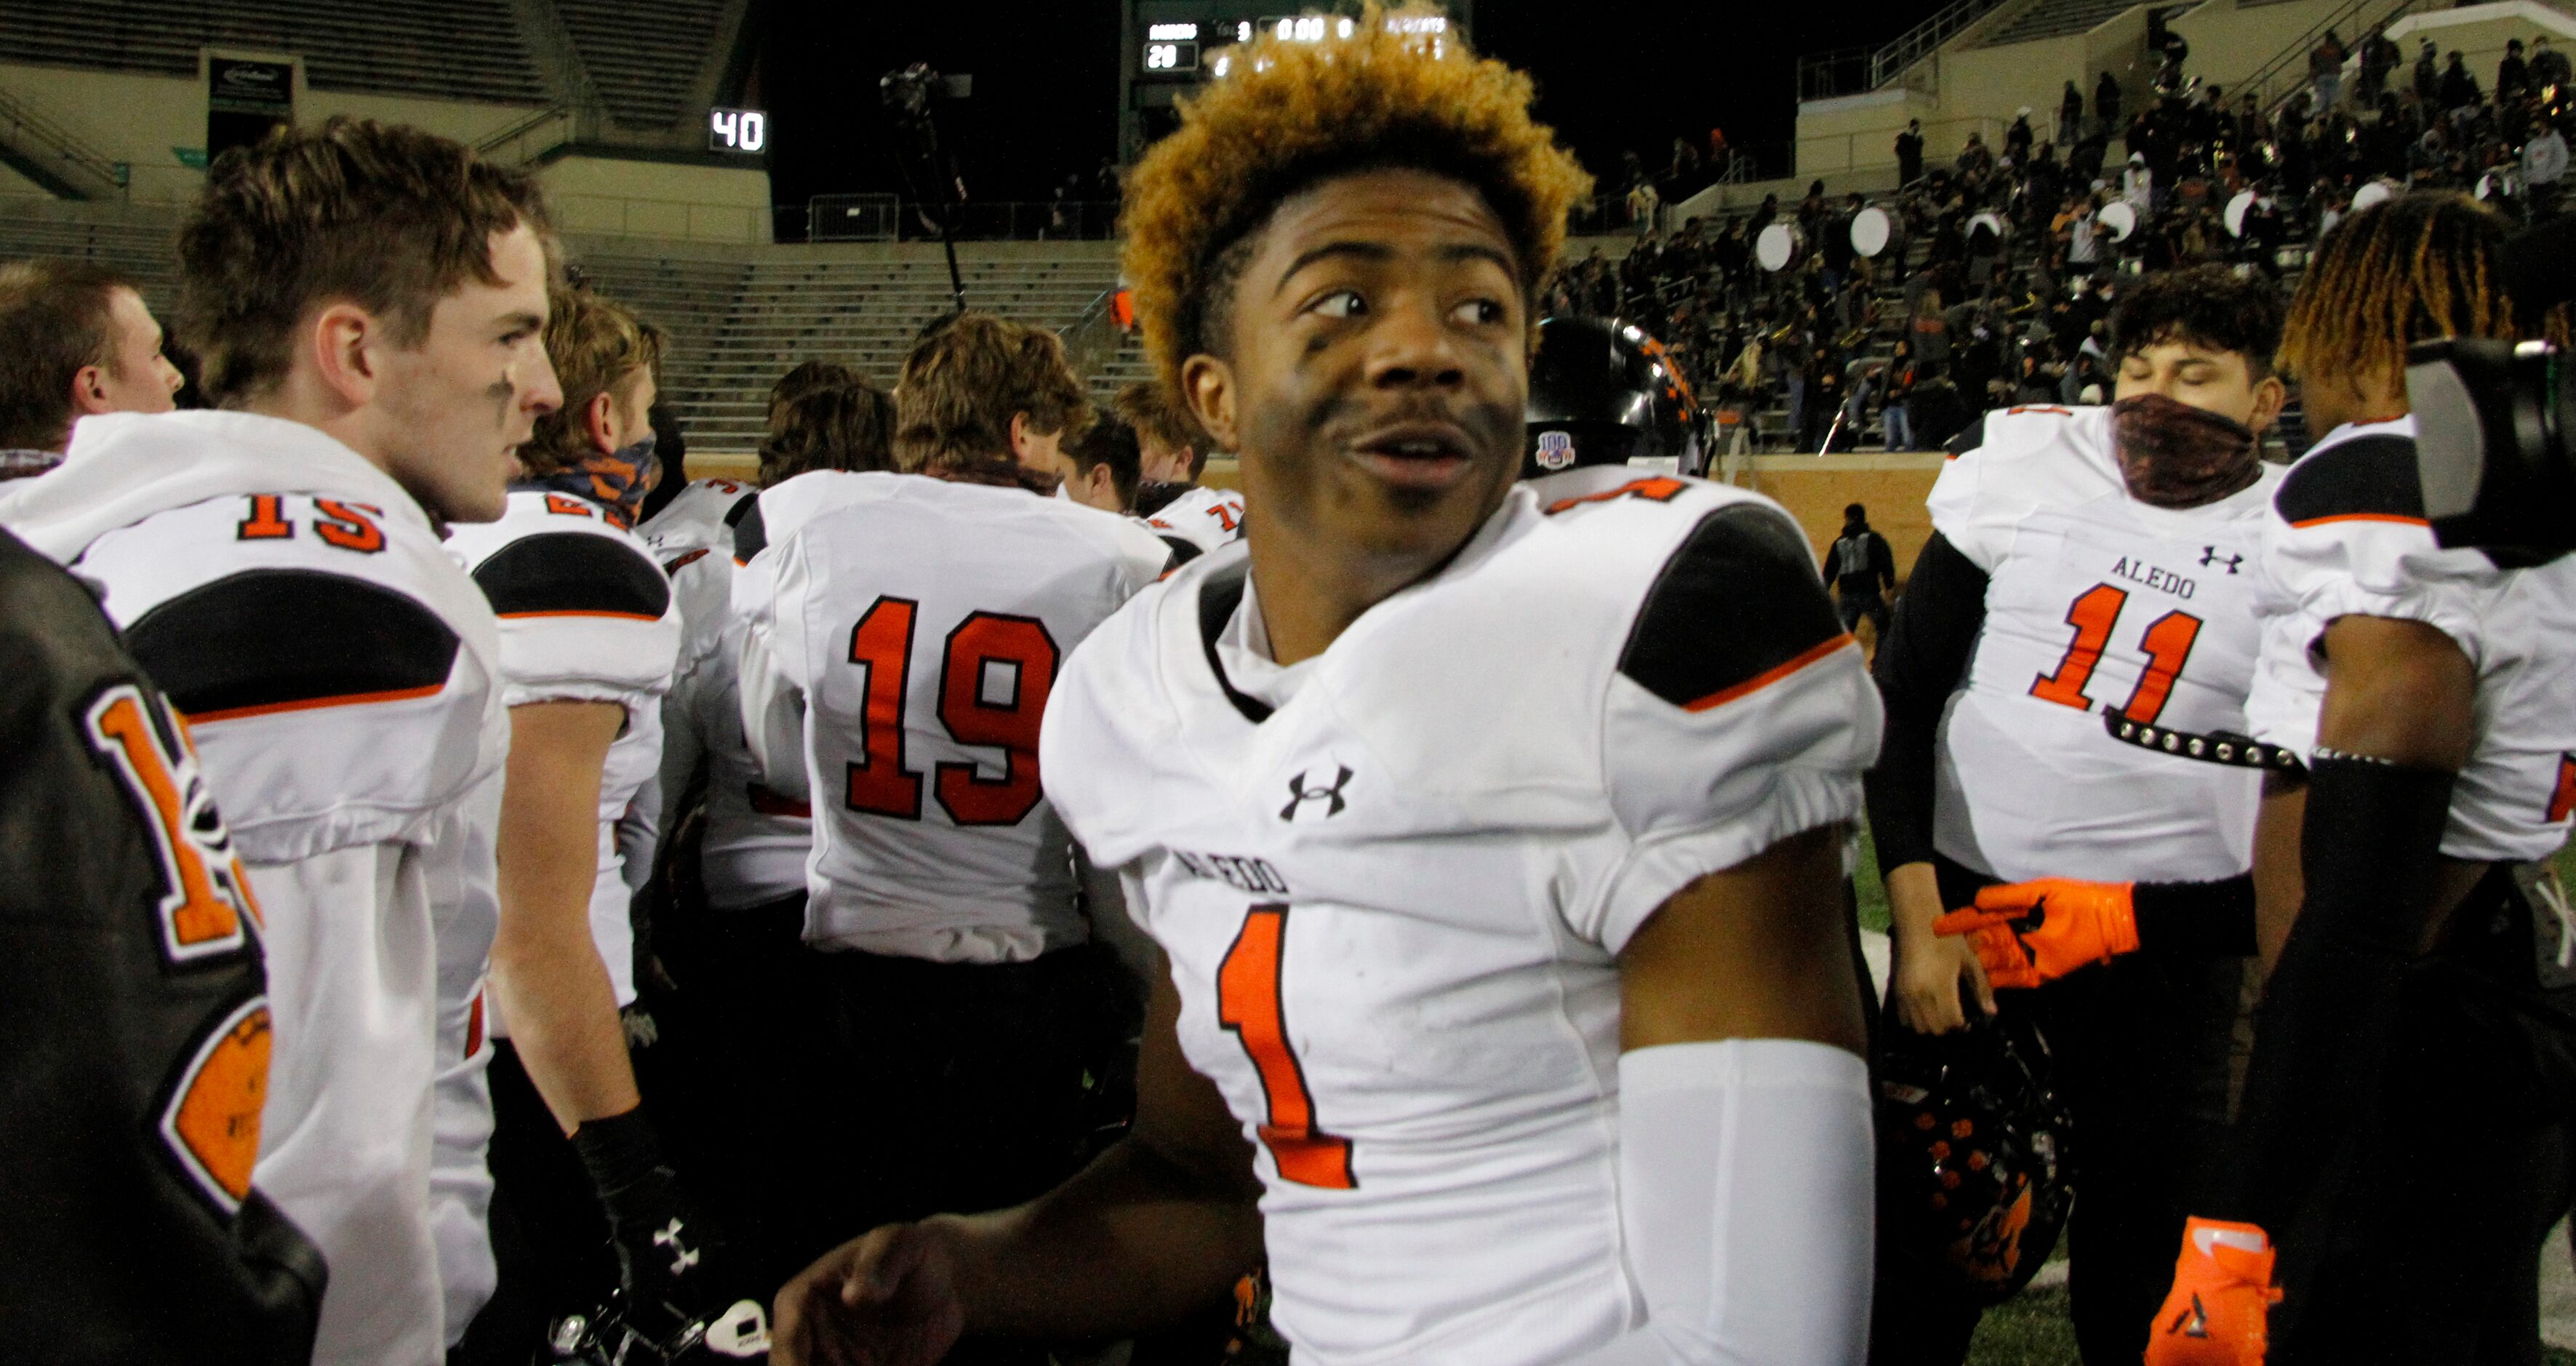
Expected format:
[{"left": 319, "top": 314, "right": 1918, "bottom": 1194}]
[
  {"left": 1973, "top": 0, "right": 2156, "bottom": 47},
  {"left": 0, "top": 205, "right": 1155, "bottom": 452},
  {"left": 0, "top": 0, "right": 551, "bottom": 106},
  {"left": 577, "top": 247, "right": 1150, "bottom": 450},
  {"left": 554, "top": 0, "right": 734, "bottom": 130}
]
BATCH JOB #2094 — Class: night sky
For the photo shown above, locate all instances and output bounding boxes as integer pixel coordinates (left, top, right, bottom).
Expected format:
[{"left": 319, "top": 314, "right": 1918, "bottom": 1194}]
[{"left": 756, "top": 1, "right": 1945, "bottom": 220}]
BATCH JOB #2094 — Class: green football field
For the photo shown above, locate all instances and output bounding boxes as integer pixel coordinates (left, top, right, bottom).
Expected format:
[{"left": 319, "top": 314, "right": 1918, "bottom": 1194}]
[{"left": 1849, "top": 822, "right": 2576, "bottom": 1364}]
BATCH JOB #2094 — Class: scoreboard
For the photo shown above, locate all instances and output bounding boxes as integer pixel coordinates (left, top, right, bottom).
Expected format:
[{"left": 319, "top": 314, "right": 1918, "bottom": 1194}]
[{"left": 1118, "top": 2, "right": 1470, "bottom": 159}]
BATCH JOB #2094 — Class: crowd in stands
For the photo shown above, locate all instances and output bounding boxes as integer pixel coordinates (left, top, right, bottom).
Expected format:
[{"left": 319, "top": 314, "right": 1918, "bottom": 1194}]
[{"left": 1551, "top": 20, "right": 2576, "bottom": 452}]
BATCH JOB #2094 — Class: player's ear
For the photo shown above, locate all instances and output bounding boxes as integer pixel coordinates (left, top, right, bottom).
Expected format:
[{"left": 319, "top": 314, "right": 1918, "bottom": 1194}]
[
  {"left": 311, "top": 301, "right": 380, "bottom": 407},
  {"left": 1182, "top": 354, "right": 1239, "bottom": 455},
  {"left": 584, "top": 389, "right": 620, "bottom": 454},
  {"left": 2249, "top": 372, "right": 2287, "bottom": 435}
]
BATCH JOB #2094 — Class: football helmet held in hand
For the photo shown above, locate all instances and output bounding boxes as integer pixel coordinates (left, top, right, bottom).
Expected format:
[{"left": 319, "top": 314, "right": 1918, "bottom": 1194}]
[{"left": 1876, "top": 1010, "right": 2077, "bottom": 1304}]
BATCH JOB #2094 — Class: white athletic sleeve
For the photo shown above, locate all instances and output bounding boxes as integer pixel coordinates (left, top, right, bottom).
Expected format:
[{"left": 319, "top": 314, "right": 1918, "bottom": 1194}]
[{"left": 1562, "top": 1041, "right": 1875, "bottom": 1365}]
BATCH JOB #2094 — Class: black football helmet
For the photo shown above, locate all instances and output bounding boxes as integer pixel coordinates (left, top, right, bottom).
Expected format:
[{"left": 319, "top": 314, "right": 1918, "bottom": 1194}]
[
  {"left": 1875, "top": 1010, "right": 2076, "bottom": 1305},
  {"left": 1523, "top": 316, "right": 1705, "bottom": 479}
]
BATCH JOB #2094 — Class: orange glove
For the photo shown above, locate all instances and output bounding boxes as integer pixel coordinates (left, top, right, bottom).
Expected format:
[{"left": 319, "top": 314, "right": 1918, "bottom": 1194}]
[
  {"left": 1930, "top": 877, "right": 2141, "bottom": 989},
  {"left": 2143, "top": 1217, "right": 2281, "bottom": 1366}
]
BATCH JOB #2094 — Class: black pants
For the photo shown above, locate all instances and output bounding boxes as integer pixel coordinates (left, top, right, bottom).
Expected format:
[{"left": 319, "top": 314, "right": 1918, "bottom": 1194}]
[
  {"left": 775, "top": 942, "right": 1119, "bottom": 1278},
  {"left": 647, "top": 892, "right": 819, "bottom": 1297},
  {"left": 1871, "top": 857, "right": 2246, "bottom": 1366},
  {"left": 452, "top": 1042, "right": 617, "bottom": 1365},
  {"left": 1839, "top": 590, "right": 1892, "bottom": 646},
  {"left": 2265, "top": 878, "right": 2576, "bottom": 1366}
]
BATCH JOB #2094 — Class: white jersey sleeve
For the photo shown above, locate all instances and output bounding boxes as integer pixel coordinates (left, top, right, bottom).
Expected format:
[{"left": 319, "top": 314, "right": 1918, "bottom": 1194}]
[
  {"left": 1583, "top": 496, "right": 1881, "bottom": 952},
  {"left": 448, "top": 491, "right": 681, "bottom": 1007},
  {"left": 2247, "top": 418, "right": 2576, "bottom": 862},
  {"left": 1140, "top": 484, "right": 1248, "bottom": 560}
]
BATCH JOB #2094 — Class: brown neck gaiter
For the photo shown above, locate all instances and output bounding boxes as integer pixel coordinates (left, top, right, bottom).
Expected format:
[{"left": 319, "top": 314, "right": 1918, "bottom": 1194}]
[{"left": 2111, "top": 392, "right": 2262, "bottom": 508}]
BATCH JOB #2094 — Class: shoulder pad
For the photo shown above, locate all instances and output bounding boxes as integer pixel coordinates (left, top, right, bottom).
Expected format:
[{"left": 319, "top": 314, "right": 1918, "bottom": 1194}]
[
  {"left": 733, "top": 498, "right": 767, "bottom": 562},
  {"left": 1620, "top": 503, "right": 1848, "bottom": 711},
  {"left": 473, "top": 532, "right": 671, "bottom": 621},
  {"left": 1159, "top": 533, "right": 1203, "bottom": 567},
  {"left": 2275, "top": 433, "right": 2426, "bottom": 528},
  {"left": 124, "top": 569, "right": 461, "bottom": 722}
]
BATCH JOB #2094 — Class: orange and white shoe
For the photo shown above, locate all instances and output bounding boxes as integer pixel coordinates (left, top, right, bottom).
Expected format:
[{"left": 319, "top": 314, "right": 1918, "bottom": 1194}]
[{"left": 2144, "top": 1217, "right": 2282, "bottom": 1366}]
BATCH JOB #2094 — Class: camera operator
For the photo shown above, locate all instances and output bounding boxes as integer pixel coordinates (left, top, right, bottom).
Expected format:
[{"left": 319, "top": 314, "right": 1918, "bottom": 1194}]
[{"left": 2145, "top": 191, "right": 2576, "bottom": 1366}]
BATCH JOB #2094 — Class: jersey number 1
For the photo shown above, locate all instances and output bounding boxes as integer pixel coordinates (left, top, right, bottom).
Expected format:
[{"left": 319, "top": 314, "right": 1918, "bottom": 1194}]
[
  {"left": 2028, "top": 583, "right": 2203, "bottom": 724},
  {"left": 844, "top": 594, "right": 1061, "bottom": 826},
  {"left": 1218, "top": 904, "right": 1356, "bottom": 1189}
]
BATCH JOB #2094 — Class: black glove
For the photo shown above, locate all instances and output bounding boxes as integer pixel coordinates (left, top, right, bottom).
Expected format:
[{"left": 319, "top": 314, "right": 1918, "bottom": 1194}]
[{"left": 571, "top": 1108, "right": 767, "bottom": 1358}]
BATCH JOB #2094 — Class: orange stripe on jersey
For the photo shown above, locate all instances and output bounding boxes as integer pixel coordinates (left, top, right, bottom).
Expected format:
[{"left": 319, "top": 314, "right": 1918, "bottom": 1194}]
[
  {"left": 2288, "top": 512, "right": 2431, "bottom": 529},
  {"left": 186, "top": 680, "right": 446, "bottom": 723},
  {"left": 1682, "top": 633, "right": 1856, "bottom": 713},
  {"left": 497, "top": 609, "right": 664, "bottom": 621}
]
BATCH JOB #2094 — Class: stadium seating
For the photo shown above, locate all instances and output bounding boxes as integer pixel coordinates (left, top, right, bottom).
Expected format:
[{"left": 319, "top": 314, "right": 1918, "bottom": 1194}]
[
  {"left": 0, "top": 0, "right": 551, "bottom": 107},
  {"left": 1973, "top": 0, "right": 2150, "bottom": 49},
  {"left": 553, "top": 0, "right": 733, "bottom": 130},
  {"left": 578, "top": 248, "right": 1151, "bottom": 450}
]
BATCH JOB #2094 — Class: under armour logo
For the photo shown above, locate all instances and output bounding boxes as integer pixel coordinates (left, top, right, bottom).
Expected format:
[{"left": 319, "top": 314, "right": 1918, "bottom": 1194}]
[
  {"left": 653, "top": 1217, "right": 700, "bottom": 1276},
  {"left": 2201, "top": 546, "right": 2244, "bottom": 574},
  {"left": 2169, "top": 1291, "right": 2211, "bottom": 1339},
  {"left": 1280, "top": 765, "right": 1353, "bottom": 820}
]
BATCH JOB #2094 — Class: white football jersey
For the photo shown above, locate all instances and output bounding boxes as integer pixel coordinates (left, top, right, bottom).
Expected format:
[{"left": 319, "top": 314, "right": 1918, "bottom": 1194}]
[
  {"left": 1140, "top": 483, "right": 1247, "bottom": 559},
  {"left": 643, "top": 479, "right": 812, "bottom": 911},
  {"left": 639, "top": 475, "right": 759, "bottom": 554},
  {"left": 737, "top": 471, "right": 1169, "bottom": 962},
  {"left": 6, "top": 410, "right": 509, "bottom": 1365},
  {"left": 1043, "top": 467, "right": 1880, "bottom": 1366},
  {"left": 2245, "top": 416, "right": 2576, "bottom": 862},
  {"left": 1929, "top": 405, "right": 2279, "bottom": 882},
  {"left": 447, "top": 489, "right": 681, "bottom": 1005}
]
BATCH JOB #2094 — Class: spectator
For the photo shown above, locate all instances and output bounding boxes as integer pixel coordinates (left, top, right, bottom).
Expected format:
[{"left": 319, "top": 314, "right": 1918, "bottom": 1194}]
[
  {"left": 2439, "top": 50, "right": 2481, "bottom": 116},
  {"left": 2528, "top": 117, "right": 2568, "bottom": 213},
  {"left": 1896, "top": 119, "right": 1926, "bottom": 185},
  {"left": 1625, "top": 177, "right": 1661, "bottom": 234},
  {"left": 1825, "top": 503, "right": 1897, "bottom": 644},
  {"left": 2359, "top": 23, "right": 2400, "bottom": 103},
  {"left": 2060, "top": 80, "right": 2086, "bottom": 145},
  {"left": 2311, "top": 28, "right": 2347, "bottom": 110},
  {"left": 2006, "top": 108, "right": 2035, "bottom": 164},
  {"left": 2414, "top": 37, "right": 2441, "bottom": 103},
  {"left": 2500, "top": 37, "right": 2530, "bottom": 102},
  {"left": 2097, "top": 68, "right": 2123, "bottom": 132},
  {"left": 1881, "top": 338, "right": 1920, "bottom": 451},
  {"left": 0, "top": 260, "right": 183, "bottom": 479},
  {"left": 2534, "top": 35, "right": 2571, "bottom": 89},
  {"left": 2124, "top": 151, "right": 2156, "bottom": 214}
]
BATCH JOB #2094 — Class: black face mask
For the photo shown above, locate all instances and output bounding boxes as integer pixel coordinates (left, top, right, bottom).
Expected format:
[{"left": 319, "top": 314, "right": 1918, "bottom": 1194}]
[{"left": 2111, "top": 392, "right": 2261, "bottom": 508}]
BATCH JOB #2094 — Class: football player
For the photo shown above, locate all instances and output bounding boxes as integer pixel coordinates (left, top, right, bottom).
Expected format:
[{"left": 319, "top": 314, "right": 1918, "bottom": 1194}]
[
  {"left": 2144, "top": 194, "right": 2576, "bottom": 1365},
  {"left": 772, "top": 18, "right": 1879, "bottom": 1366},
  {"left": 1864, "top": 263, "right": 2289, "bottom": 1365},
  {"left": 0, "top": 526, "right": 323, "bottom": 1362},
  {"left": 0, "top": 258, "right": 184, "bottom": 479},
  {"left": 0, "top": 117, "right": 559, "bottom": 1363},
  {"left": 639, "top": 376, "right": 897, "bottom": 1293},
  {"left": 441, "top": 287, "right": 756, "bottom": 1357},
  {"left": 1059, "top": 410, "right": 1143, "bottom": 515},
  {"left": 736, "top": 313, "right": 1169, "bottom": 1305},
  {"left": 1117, "top": 378, "right": 1245, "bottom": 557}
]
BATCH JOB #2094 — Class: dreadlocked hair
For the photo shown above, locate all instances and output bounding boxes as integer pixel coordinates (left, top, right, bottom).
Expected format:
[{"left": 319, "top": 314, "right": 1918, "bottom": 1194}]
[
  {"left": 2278, "top": 192, "right": 2518, "bottom": 396},
  {"left": 1119, "top": 1, "right": 1591, "bottom": 400}
]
